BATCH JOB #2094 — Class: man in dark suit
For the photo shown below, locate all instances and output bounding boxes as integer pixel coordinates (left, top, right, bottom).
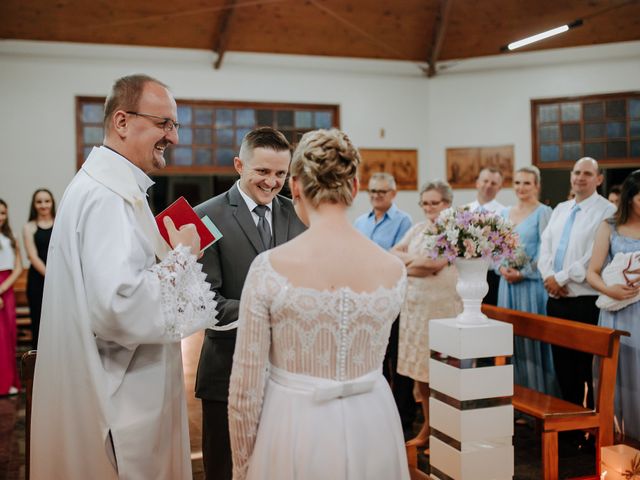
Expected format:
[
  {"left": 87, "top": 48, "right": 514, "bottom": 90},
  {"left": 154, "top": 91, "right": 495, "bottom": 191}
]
[{"left": 194, "top": 127, "right": 306, "bottom": 480}]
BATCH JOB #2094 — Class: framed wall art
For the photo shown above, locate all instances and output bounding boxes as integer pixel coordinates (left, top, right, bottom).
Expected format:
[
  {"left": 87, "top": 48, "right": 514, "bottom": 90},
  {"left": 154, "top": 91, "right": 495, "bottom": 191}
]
[
  {"left": 446, "top": 145, "right": 514, "bottom": 189},
  {"left": 358, "top": 148, "right": 418, "bottom": 191}
]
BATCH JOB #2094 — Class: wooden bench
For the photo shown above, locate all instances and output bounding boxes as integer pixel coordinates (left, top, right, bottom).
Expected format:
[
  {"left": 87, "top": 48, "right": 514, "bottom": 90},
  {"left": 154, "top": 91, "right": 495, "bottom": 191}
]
[
  {"left": 21, "top": 350, "right": 37, "bottom": 480},
  {"left": 481, "top": 304, "right": 629, "bottom": 480},
  {"left": 14, "top": 269, "right": 32, "bottom": 344}
]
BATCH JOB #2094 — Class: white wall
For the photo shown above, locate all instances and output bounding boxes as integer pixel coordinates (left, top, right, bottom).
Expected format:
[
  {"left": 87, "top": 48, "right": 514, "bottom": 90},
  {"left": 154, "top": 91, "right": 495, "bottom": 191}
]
[
  {"left": 426, "top": 41, "right": 640, "bottom": 207},
  {"left": 0, "top": 41, "right": 430, "bottom": 232},
  {"left": 1, "top": 40, "right": 639, "bottom": 256}
]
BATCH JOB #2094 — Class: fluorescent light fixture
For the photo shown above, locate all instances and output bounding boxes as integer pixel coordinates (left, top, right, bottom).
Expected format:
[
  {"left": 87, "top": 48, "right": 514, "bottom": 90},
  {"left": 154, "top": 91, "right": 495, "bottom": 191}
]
[{"left": 501, "top": 19, "right": 583, "bottom": 52}]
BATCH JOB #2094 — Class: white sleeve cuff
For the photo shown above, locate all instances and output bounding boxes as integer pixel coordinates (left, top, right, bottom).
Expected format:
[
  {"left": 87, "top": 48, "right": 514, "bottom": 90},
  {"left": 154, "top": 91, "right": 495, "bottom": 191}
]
[{"left": 151, "top": 244, "right": 218, "bottom": 340}]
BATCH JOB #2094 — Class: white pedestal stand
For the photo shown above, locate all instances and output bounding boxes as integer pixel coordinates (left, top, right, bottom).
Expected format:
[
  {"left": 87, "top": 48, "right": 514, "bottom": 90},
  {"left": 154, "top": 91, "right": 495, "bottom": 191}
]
[{"left": 428, "top": 318, "right": 514, "bottom": 480}]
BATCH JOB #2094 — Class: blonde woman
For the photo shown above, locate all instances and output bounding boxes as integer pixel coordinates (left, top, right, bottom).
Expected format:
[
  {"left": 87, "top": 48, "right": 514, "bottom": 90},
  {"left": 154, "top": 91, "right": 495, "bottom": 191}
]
[
  {"left": 496, "top": 166, "right": 557, "bottom": 395},
  {"left": 228, "top": 129, "right": 409, "bottom": 480}
]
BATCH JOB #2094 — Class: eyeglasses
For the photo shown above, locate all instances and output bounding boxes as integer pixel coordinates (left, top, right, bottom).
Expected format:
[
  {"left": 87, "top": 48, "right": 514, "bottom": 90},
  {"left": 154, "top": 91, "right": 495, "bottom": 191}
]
[
  {"left": 419, "top": 200, "right": 443, "bottom": 207},
  {"left": 369, "top": 189, "right": 392, "bottom": 196},
  {"left": 126, "top": 111, "right": 180, "bottom": 132}
]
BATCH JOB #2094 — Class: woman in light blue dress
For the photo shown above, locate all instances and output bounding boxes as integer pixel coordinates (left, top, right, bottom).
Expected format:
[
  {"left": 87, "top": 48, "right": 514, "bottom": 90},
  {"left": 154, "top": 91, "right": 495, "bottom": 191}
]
[
  {"left": 587, "top": 170, "right": 640, "bottom": 441},
  {"left": 497, "top": 166, "right": 559, "bottom": 395}
]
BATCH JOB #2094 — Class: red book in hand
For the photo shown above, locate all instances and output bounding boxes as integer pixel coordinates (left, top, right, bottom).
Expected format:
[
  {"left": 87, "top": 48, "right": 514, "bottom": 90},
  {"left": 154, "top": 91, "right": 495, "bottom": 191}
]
[{"left": 155, "top": 196, "right": 217, "bottom": 253}]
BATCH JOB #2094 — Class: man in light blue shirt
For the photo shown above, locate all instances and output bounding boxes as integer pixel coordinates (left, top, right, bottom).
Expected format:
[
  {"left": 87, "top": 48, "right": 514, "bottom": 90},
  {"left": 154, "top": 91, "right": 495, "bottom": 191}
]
[
  {"left": 354, "top": 173, "right": 412, "bottom": 250},
  {"left": 354, "top": 172, "right": 414, "bottom": 437}
]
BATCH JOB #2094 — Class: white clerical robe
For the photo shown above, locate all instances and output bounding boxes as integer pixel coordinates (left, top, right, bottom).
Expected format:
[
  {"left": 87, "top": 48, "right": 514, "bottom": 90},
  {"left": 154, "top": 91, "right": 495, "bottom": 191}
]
[{"left": 30, "top": 146, "right": 217, "bottom": 480}]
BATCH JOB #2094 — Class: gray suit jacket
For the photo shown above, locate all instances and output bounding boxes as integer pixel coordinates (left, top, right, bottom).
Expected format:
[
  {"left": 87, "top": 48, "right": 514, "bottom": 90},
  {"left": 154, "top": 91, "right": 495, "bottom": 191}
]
[{"left": 194, "top": 183, "right": 306, "bottom": 401}]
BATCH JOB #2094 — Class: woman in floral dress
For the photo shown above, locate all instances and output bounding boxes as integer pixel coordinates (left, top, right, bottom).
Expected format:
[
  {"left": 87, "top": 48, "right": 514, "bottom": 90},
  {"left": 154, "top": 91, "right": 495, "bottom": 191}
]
[{"left": 392, "top": 180, "right": 462, "bottom": 448}]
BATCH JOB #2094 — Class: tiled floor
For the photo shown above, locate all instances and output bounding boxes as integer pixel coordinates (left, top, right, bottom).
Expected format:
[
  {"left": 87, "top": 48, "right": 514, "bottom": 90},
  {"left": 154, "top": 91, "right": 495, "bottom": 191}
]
[{"left": 2, "top": 334, "right": 638, "bottom": 479}]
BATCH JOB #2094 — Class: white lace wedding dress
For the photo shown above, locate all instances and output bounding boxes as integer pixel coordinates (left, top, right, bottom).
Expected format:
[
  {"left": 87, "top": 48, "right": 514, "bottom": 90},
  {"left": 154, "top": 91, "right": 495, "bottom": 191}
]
[{"left": 228, "top": 251, "right": 410, "bottom": 480}]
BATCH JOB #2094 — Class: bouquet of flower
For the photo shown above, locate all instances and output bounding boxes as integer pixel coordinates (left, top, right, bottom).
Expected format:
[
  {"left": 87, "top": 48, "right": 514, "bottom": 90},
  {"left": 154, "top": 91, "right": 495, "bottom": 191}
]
[
  {"left": 502, "top": 244, "right": 530, "bottom": 270},
  {"left": 423, "top": 206, "right": 520, "bottom": 263}
]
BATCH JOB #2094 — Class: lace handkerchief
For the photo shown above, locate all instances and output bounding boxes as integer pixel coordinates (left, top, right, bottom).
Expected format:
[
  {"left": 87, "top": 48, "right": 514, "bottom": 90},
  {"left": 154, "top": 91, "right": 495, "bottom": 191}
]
[{"left": 596, "top": 251, "right": 640, "bottom": 311}]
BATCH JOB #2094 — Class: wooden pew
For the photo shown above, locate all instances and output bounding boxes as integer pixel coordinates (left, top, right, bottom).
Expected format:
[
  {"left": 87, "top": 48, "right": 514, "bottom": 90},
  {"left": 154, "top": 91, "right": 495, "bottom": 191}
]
[
  {"left": 481, "top": 304, "right": 629, "bottom": 480},
  {"left": 21, "top": 350, "right": 37, "bottom": 480},
  {"left": 13, "top": 269, "right": 32, "bottom": 344}
]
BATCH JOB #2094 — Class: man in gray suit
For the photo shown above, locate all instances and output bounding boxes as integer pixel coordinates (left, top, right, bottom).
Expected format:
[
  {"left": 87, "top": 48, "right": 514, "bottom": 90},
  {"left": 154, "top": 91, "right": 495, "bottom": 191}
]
[{"left": 194, "top": 127, "right": 306, "bottom": 480}]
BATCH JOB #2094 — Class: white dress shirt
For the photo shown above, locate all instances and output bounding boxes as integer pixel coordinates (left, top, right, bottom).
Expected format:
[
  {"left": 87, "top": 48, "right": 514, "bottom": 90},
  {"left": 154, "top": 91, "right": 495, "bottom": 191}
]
[
  {"left": 0, "top": 234, "right": 16, "bottom": 271},
  {"left": 538, "top": 192, "right": 616, "bottom": 297},
  {"left": 237, "top": 181, "right": 273, "bottom": 233},
  {"left": 467, "top": 199, "right": 505, "bottom": 213}
]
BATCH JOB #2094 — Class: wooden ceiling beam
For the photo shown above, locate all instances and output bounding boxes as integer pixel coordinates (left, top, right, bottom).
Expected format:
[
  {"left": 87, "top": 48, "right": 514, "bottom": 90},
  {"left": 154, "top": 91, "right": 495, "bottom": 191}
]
[
  {"left": 425, "top": 0, "right": 452, "bottom": 77},
  {"left": 213, "top": 0, "right": 238, "bottom": 70}
]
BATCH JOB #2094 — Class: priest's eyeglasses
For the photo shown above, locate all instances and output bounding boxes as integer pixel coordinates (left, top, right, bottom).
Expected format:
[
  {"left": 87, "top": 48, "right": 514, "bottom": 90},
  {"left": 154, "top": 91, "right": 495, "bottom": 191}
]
[{"left": 126, "top": 111, "right": 181, "bottom": 132}]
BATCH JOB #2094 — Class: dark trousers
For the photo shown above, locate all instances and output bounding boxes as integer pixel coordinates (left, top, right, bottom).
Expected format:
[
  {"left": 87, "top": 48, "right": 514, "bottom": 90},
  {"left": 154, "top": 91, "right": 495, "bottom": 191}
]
[
  {"left": 383, "top": 317, "right": 417, "bottom": 434},
  {"left": 483, "top": 270, "right": 500, "bottom": 306},
  {"left": 202, "top": 399, "right": 232, "bottom": 480},
  {"left": 547, "top": 296, "right": 600, "bottom": 408}
]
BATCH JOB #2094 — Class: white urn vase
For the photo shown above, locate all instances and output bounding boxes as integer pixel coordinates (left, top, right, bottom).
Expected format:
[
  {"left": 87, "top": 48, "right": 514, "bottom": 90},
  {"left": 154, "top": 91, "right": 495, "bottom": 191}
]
[{"left": 454, "top": 257, "right": 490, "bottom": 325}]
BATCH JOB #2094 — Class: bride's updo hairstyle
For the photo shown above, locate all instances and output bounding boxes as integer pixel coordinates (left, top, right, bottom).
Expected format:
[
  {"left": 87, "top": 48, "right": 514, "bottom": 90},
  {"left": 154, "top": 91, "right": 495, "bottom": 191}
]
[{"left": 290, "top": 129, "right": 361, "bottom": 208}]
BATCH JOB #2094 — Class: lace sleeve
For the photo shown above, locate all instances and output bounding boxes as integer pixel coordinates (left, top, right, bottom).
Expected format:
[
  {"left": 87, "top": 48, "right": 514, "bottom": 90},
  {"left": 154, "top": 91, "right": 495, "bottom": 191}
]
[
  {"left": 228, "top": 254, "right": 273, "bottom": 480},
  {"left": 150, "top": 244, "right": 218, "bottom": 341}
]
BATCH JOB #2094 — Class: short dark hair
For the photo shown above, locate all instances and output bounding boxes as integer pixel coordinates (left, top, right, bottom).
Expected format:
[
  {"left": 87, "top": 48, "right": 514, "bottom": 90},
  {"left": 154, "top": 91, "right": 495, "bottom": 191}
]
[
  {"left": 103, "top": 74, "right": 168, "bottom": 131},
  {"left": 615, "top": 170, "right": 640, "bottom": 226},
  {"left": 238, "top": 127, "right": 291, "bottom": 162},
  {"left": 609, "top": 184, "right": 622, "bottom": 196},
  {"left": 28, "top": 188, "right": 56, "bottom": 222},
  {"left": 478, "top": 167, "right": 503, "bottom": 179}
]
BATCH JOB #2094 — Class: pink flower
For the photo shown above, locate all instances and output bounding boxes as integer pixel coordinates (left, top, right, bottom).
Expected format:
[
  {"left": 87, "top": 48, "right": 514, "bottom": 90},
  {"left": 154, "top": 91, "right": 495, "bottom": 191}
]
[{"left": 463, "top": 238, "right": 477, "bottom": 258}]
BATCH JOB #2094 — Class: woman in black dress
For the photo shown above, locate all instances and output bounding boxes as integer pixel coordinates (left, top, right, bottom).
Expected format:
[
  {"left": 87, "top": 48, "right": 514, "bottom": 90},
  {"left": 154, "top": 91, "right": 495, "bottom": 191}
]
[{"left": 23, "top": 188, "right": 55, "bottom": 348}]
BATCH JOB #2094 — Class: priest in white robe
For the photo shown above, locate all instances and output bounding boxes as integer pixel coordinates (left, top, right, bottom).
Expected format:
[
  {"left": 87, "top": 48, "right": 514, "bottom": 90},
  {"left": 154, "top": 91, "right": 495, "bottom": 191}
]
[{"left": 30, "top": 74, "right": 217, "bottom": 480}]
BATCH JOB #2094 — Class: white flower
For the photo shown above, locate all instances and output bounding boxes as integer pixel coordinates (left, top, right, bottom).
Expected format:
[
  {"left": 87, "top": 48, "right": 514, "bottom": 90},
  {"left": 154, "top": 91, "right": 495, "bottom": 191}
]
[
  {"left": 422, "top": 206, "right": 520, "bottom": 262},
  {"left": 446, "top": 229, "right": 459, "bottom": 244}
]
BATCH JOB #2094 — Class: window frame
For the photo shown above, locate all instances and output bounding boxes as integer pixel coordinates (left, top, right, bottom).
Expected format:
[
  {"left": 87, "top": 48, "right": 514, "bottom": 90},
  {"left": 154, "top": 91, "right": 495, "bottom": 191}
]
[
  {"left": 531, "top": 91, "right": 640, "bottom": 169},
  {"left": 76, "top": 97, "right": 340, "bottom": 174}
]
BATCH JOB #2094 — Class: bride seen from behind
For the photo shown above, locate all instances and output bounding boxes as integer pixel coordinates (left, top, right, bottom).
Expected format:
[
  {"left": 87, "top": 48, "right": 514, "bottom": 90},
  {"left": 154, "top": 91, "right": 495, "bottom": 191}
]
[{"left": 228, "top": 128, "right": 410, "bottom": 480}]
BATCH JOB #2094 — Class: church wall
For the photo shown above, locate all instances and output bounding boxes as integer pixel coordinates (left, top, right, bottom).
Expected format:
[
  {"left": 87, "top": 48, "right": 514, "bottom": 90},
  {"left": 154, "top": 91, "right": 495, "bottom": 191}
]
[{"left": 1, "top": 40, "right": 639, "bottom": 258}]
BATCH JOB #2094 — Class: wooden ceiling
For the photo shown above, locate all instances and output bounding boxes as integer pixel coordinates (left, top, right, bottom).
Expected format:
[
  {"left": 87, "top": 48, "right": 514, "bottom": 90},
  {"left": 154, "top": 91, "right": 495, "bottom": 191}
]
[{"left": 2, "top": 0, "right": 639, "bottom": 75}]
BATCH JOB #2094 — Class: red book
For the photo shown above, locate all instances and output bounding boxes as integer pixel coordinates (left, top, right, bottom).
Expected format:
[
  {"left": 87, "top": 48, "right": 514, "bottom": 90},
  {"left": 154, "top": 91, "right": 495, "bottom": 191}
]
[{"left": 155, "top": 196, "right": 219, "bottom": 253}]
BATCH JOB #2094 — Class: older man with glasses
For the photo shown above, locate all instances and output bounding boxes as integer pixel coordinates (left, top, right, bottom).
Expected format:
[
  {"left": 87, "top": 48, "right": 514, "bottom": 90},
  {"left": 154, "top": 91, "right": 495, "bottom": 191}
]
[
  {"left": 354, "top": 172, "right": 414, "bottom": 437},
  {"left": 30, "top": 74, "right": 217, "bottom": 480},
  {"left": 354, "top": 172, "right": 412, "bottom": 250}
]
